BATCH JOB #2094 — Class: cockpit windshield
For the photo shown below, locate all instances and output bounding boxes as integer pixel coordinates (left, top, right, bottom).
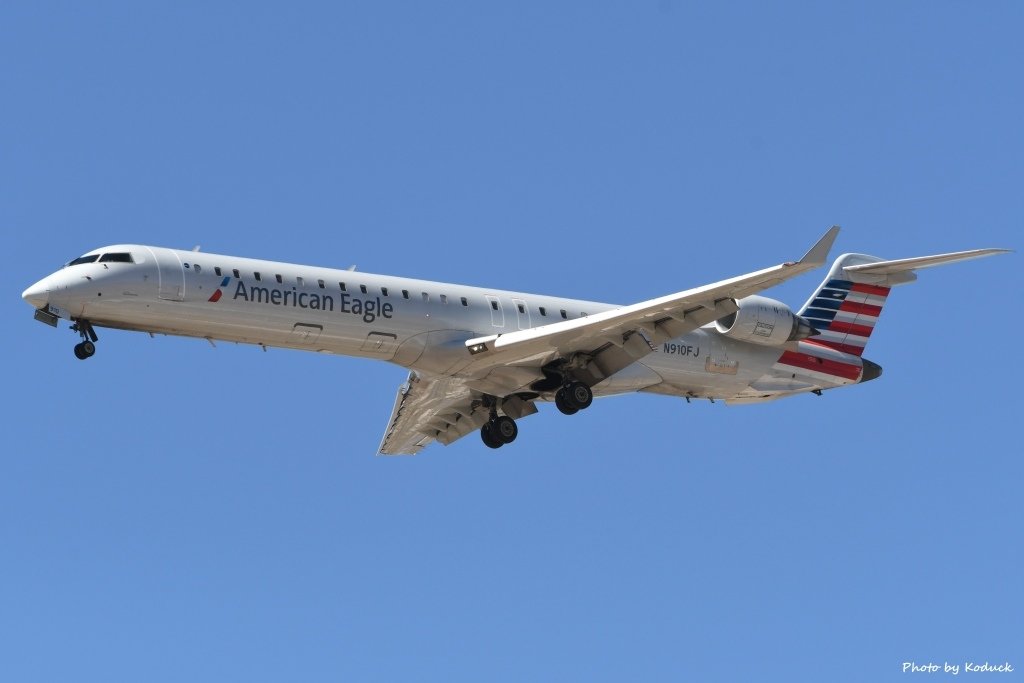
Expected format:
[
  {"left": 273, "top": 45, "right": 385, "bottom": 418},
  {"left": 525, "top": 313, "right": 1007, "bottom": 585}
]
[
  {"left": 65, "top": 252, "right": 134, "bottom": 267},
  {"left": 99, "top": 252, "right": 134, "bottom": 263}
]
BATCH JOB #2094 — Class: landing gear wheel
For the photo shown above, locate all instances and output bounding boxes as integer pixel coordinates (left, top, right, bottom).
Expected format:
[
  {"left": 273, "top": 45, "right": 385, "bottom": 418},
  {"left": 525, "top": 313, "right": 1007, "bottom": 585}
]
[
  {"left": 492, "top": 415, "right": 518, "bottom": 444},
  {"left": 71, "top": 320, "right": 98, "bottom": 359},
  {"left": 556, "top": 382, "right": 592, "bottom": 413},
  {"left": 555, "top": 389, "right": 579, "bottom": 415},
  {"left": 480, "top": 422, "right": 504, "bottom": 449},
  {"left": 73, "top": 342, "right": 95, "bottom": 360},
  {"left": 567, "top": 381, "right": 593, "bottom": 410}
]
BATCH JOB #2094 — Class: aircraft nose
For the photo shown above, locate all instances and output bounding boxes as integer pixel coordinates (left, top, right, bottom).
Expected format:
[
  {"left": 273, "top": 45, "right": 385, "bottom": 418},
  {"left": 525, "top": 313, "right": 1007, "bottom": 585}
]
[{"left": 22, "top": 279, "right": 49, "bottom": 309}]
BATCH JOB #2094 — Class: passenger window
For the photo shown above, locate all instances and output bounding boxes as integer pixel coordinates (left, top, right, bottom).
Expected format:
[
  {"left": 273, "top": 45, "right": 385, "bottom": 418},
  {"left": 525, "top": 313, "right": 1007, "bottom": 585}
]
[
  {"left": 539, "top": 307, "right": 547, "bottom": 316},
  {"left": 402, "top": 290, "right": 409, "bottom": 299},
  {"left": 560, "top": 309, "right": 567, "bottom": 319},
  {"left": 441, "top": 294, "right": 448, "bottom": 304},
  {"left": 318, "top": 279, "right": 325, "bottom": 289},
  {"left": 461, "top": 297, "right": 468, "bottom": 306},
  {"left": 381, "top": 287, "right": 389, "bottom": 296},
  {"left": 422, "top": 292, "right": 429, "bottom": 302},
  {"left": 275, "top": 274, "right": 283, "bottom": 283},
  {"left": 517, "top": 303, "right": 525, "bottom": 314},
  {"left": 233, "top": 269, "right": 240, "bottom": 278},
  {"left": 254, "top": 272, "right": 262, "bottom": 281},
  {"left": 491, "top": 300, "right": 499, "bottom": 311},
  {"left": 194, "top": 264, "right": 202, "bottom": 274},
  {"left": 215, "top": 266, "right": 222, "bottom": 276},
  {"left": 297, "top": 277, "right": 304, "bottom": 287},
  {"left": 339, "top": 282, "right": 347, "bottom": 291}
]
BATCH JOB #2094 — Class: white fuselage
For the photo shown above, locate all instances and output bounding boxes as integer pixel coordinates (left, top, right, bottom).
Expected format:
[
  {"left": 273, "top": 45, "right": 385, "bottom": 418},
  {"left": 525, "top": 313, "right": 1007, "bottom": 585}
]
[{"left": 23, "top": 244, "right": 860, "bottom": 404}]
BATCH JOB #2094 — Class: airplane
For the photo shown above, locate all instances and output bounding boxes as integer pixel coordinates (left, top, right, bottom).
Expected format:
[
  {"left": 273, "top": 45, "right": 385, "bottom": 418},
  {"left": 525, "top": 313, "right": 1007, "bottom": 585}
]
[{"left": 21, "top": 227, "right": 1008, "bottom": 455}]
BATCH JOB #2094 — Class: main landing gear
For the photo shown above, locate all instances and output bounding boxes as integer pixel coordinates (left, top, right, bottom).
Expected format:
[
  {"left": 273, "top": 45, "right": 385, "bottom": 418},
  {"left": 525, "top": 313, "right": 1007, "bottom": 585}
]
[
  {"left": 479, "top": 394, "right": 520, "bottom": 450},
  {"left": 554, "top": 381, "right": 593, "bottom": 415},
  {"left": 480, "top": 414, "right": 518, "bottom": 449},
  {"left": 479, "top": 381, "right": 595, "bottom": 450},
  {"left": 71, "top": 320, "right": 98, "bottom": 360}
]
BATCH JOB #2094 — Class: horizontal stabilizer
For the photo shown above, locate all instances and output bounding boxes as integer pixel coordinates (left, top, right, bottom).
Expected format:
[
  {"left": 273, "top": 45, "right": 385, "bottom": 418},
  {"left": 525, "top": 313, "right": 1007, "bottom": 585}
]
[{"left": 844, "top": 248, "right": 1010, "bottom": 275}]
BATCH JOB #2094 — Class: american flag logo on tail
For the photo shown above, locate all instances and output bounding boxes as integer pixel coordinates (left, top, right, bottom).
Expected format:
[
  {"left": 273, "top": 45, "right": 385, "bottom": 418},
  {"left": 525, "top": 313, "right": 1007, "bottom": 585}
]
[{"left": 798, "top": 278, "right": 890, "bottom": 357}]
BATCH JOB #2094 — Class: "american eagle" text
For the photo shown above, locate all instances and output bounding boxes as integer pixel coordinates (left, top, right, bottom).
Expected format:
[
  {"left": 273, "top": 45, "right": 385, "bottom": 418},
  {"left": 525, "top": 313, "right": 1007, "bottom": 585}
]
[{"left": 232, "top": 281, "right": 394, "bottom": 323}]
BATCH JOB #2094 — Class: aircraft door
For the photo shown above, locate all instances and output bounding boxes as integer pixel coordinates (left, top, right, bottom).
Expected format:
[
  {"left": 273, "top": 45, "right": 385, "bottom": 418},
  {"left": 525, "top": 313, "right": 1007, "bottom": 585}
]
[
  {"left": 512, "top": 298, "right": 531, "bottom": 330},
  {"left": 485, "top": 295, "right": 504, "bottom": 328},
  {"left": 147, "top": 247, "right": 185, "bottom": 301}
]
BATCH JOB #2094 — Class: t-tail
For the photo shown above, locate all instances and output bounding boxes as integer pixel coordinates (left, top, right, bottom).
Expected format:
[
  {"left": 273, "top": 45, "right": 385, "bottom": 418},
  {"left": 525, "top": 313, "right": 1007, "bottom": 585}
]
[
  {"left": 798, "top": 255, "right": 893, "bottom": 356},
  {"left": 799, "top": 248, "right": 1010, "bottom": 358}
]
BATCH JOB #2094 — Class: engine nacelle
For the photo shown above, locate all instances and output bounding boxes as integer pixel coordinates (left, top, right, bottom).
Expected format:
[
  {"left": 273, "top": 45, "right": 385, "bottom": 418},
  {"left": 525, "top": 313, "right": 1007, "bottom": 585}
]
[{"left": 714, "top": 295, "right": 817, "bottom": 346}]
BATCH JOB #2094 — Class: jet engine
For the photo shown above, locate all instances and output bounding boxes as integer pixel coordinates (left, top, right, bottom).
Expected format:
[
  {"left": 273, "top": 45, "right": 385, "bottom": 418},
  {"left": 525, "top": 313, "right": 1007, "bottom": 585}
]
[{"left": 713, "top": 295, "right": 817, "bottom": 346}]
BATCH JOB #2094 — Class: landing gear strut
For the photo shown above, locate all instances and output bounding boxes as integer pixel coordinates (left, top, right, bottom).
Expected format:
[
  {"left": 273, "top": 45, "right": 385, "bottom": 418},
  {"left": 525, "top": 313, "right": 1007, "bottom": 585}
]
[
  {"left": 71, "top": 320, "right": 98, "bottom": 360},
  {"left": 555, "top": 381, "right": 593, "bottom": 415}
]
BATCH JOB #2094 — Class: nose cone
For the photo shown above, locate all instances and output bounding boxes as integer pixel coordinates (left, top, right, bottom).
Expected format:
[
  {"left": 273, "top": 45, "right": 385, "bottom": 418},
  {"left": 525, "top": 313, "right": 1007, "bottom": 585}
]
[{"left": 22, "top": 279, "right": 49, "bottom": 309}]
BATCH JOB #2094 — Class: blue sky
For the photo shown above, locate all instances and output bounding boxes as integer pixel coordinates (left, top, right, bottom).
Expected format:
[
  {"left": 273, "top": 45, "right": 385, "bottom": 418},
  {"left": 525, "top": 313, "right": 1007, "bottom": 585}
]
[{"left": 2, "top": 2, "right": 1020, "bottom": 681}]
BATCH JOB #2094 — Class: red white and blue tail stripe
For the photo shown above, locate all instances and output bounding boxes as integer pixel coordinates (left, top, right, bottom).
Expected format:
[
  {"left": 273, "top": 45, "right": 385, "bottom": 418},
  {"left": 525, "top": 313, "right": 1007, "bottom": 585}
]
[{"left": 798, "top": 255, "right": 892, "bottom": 357}]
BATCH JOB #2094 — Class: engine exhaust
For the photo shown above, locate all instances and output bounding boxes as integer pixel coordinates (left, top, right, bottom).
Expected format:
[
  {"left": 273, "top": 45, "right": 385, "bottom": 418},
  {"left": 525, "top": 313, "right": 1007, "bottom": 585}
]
[{"left": 788, "top": 316, "right": 820, "bottom": 341}]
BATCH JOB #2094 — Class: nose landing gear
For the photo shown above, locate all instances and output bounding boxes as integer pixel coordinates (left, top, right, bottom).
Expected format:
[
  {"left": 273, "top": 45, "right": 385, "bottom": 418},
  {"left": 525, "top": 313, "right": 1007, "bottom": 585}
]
[
  {"left": 71, "top": 320, "right": 98, "bottom": 360},
  {"left": 74, "top": 340, "right": 96, "bottom": 359}
]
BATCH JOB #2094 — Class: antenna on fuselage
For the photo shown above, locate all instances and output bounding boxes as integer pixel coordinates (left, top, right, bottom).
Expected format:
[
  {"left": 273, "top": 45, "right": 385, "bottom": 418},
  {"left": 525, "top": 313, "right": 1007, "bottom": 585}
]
[
  {"left": 347, "top": 265, "right": 357, "bottom": 271},
  {"left": 192, "top": 245, "right": 201, "bottom": 252}
]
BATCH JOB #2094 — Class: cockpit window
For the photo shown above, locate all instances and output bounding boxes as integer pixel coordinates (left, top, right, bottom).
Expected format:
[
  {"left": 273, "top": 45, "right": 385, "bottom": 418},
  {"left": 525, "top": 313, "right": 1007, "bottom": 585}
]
[
  {"left": 67, "top": 254, "right": 100, "bottom": 266},
  {"left": 99, "top": 252, "right": 134, "bottom": 263}
]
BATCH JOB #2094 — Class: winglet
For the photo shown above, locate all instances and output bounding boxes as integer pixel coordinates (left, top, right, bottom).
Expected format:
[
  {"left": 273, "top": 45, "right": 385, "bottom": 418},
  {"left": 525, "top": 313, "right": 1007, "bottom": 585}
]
[{"left": 797, "top": 225, "right": 840, "bottom": 267}]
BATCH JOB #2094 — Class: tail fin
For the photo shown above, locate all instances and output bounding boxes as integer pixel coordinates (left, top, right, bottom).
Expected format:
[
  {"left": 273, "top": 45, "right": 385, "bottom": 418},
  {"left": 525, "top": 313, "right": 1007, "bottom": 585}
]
[
  {"left": 798, "top": 254, "right": 890, "bottom": 356},
  {"left": 799, "top": 248, "right": 1009, "bottom": 356}
]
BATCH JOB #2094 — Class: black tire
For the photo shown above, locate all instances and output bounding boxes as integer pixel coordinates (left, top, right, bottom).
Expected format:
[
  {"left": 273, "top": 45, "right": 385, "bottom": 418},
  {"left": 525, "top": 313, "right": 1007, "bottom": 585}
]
[
  {"left": 567, "top": 381, "right": 593, "bottom": 410},
  {"left": 555, "top": 389, "right": 579, "bottom": 415},
  {"left": 73, "top": 343, "right": 86, "bottom": 360},
  {"left": 492, "top": 416, "right": 518, "bottom": 444},
  {"left": 480, "top": 422, "right": 503, "bottom": 449},
  {"left": 80, "top": 340, "right": 96, "bottom": 358}
]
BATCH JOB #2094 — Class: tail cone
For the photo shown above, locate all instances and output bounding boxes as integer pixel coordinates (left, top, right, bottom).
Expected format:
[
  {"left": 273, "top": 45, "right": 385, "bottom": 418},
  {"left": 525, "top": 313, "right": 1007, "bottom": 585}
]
[{"left": 860, "top": 359, "right": 883, "bottom": 383}]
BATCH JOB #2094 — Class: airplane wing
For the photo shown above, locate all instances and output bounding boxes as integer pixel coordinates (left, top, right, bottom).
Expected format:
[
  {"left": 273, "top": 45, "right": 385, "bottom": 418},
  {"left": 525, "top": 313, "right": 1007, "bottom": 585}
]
[
  {"left": 378, "top": 371, "right": 540, "bottom": 455},
  {"left": 379, "top": 227, "right": 840, "bottom": 455},
  {"left": 457, "top": 226, "right": 840, "bottom": 388}
]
